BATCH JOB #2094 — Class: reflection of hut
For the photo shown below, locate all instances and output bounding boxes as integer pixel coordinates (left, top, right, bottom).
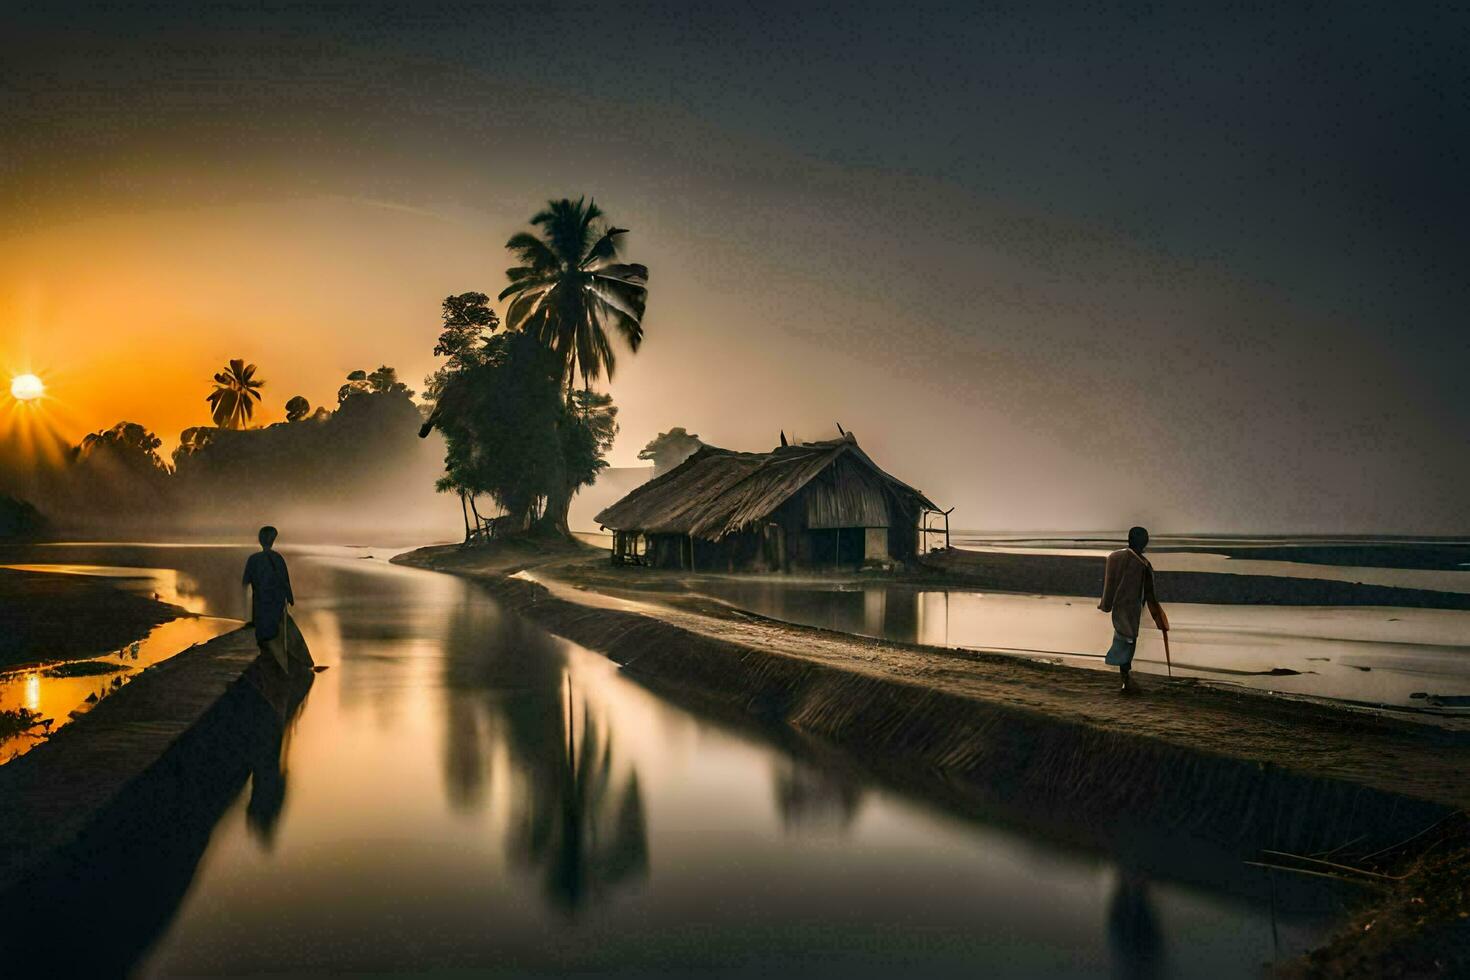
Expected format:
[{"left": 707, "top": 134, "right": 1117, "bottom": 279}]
[{"left": 595, "top": 434, "right": 941, "bottom": 572}]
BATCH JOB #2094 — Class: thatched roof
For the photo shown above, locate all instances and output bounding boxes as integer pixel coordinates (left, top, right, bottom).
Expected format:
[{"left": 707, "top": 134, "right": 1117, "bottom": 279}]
[{"left": 594, "top": 435, "right": 938, "bottom": 540}]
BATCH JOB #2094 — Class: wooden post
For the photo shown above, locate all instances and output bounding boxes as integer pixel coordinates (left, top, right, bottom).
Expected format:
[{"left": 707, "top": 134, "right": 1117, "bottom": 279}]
[{"left": 688, "top": 534, "right": 696, "bottom": 572}]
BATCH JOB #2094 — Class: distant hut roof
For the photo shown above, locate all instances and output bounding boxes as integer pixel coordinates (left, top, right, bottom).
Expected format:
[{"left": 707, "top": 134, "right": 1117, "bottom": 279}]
[{"left": 595, "top": 435, "right": 938, "bottom": 540}]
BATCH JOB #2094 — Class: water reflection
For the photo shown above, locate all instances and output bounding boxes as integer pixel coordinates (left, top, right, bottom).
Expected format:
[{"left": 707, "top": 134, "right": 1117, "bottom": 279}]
[
  {"left": 440, "top": 591, "right": 648, "bottom": 913},
  {"left": 0, "top": 547, "right": 1365, "bottom": 975},
  {"left": 772, "top": 757, "right": 864, "bottom": 834},
  {"left": 0, "top": 616, "right": 239, "bottom": 763},
  {"left": 0, "top": 659, "right": 313, "bottom": 975},
  {"left": 1108, "top": 871, "right": 1164, "bottom": 980},
  {"left": 510, "top": 688, "right": 649, "bottom": 913},
  {"left": 695, "top": 579, "right": 1470, "bottom": 707},
  {"left": 245, "top": 705, "right": 301, "bottom": 848}
]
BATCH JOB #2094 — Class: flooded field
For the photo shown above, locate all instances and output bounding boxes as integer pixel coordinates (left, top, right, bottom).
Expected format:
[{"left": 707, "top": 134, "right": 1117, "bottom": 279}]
[
  {"left": 0, "top": 543, "right": 1351, "bottom": 977},
  {"left": 691, "top": 580, "right": 1470, "bottom": 711},
  {"left": 0, "top": 559, "right": 241, "bottom": 762}
]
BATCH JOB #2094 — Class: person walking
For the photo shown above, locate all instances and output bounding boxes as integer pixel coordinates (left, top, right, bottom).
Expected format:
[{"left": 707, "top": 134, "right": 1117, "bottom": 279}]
[
  {"left": 242, "top": 525, "right": 295, "bottom": 672},
  {"left": 1098, "top": 525, "right": 1169, "bottom": 692}
]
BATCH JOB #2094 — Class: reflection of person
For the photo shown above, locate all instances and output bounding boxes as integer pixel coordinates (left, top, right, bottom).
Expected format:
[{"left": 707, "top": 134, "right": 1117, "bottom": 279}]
[
  {"left": 1107, "top": 870, "right": 1163, "bottom": 979},
  {"left": 246, "top": 721, "right": 291, "bottom": 847},
  {"left": 1099, "top": 526, "right": 1168, "bottom": 692},
  {"left": 242, "top": 525, "right": 295, "bottom": 671}
]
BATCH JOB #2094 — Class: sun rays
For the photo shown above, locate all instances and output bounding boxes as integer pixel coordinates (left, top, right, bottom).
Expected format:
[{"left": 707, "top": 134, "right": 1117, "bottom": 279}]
[{"left": 2, "top": 366, "right": 78, "bottom": 471}]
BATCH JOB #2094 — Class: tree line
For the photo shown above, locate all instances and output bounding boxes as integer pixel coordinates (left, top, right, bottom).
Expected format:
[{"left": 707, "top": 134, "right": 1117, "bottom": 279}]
[{"left": 45, "top": 195, "right": 652, "bottom": 542}]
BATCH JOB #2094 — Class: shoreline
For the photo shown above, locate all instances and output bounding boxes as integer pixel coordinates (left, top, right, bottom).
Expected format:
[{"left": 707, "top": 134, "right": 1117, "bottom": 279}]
[
  {"left": 393, "top": 540, "right": 1470, "bottom": 806},
  {"left": 394, "top": 538, "right": 1470, "bottom": 975},
  {"left": 0, "top": 566, "right": 188, "bottom": 669},
  {"left": 921, "top": 547, "right": 1470, "bottom": 608},
  {"left": 0, "top": 622, "right": 313, "bottom": 971}
]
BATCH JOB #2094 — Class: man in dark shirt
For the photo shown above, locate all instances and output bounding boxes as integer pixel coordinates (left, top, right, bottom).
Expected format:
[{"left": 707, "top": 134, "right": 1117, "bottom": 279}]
[{"left": 242, "top": 525, "right": 294, "bottom": 671}]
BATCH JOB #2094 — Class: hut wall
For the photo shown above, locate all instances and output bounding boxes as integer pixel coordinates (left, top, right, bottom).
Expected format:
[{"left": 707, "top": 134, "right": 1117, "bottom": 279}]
[
  {"left": 803, "top": 457, "right": 890, "bottom": 529},
  {"left": 691, "top": 530, "right": 765, "bottom": 572},
  {"left": 886, "top": 496, "right": 922, "bottom": 560}
]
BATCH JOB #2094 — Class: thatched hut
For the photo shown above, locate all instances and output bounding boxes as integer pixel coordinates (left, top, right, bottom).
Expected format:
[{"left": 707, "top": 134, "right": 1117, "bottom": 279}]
[{"left": 594, "top": 434, "right": 942, "bottom": 572}]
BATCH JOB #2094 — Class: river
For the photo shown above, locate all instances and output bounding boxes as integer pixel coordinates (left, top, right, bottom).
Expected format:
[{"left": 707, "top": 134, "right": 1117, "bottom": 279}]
[{"left": 1, "top": 543, "right": 1349, "bottom": 976}]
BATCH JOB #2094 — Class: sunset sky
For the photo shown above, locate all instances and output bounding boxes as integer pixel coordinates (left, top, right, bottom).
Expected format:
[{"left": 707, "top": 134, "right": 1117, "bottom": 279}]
[{"left": 2, "top": 2, "right": 1466, "bottom": 532}]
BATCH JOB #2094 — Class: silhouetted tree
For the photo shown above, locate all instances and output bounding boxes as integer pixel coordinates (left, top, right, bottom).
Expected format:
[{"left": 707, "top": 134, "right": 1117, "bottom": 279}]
[
  {"left": 499, "top": 198, "right": 648, "bottom": 390},
  {"left": 65, "top": 421, "right": 174, "bottom": 517},
  {"left": 284, "top": 395, "right": 311, "bottom": 422},
  {"left": 75, "top": 422, "right": 168, "bottom": 470},
  {"left": 638, "top": 427, "right": 703, "bottom": 476},
  {"left": 422, "top": 293, "right": 503, "bottom": 538},
  {"left": 340, "top": 365, "right": 413, "bottom": 403},
  {"left": 422, "top": 290, "right": 622, "bottom": 540},
  {"left": 498, "top": 198, "right": 648, "bottom": 534},
  {"left": 207, "top": 359, "right": 265, "bottom": 429},
  {"left": 563, "top": 390, "right": 618, "bottom": 493},
  {"left": 173, "top": 426, "right": 216, "bottom": 465},
  {"left": 172, "top": 371, "right": 430, "bottom": 527},
  {"left": 436, "top": 292, "right": 501, "bottom": 362},
  {"left": 431, "top": 331, "right": 565, "bottom": 531}
]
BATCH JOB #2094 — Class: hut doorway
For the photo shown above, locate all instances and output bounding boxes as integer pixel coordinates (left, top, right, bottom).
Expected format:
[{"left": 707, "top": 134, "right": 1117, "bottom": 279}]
[{"left": 808, "top": 527, "right": 867, "bottom": 569}]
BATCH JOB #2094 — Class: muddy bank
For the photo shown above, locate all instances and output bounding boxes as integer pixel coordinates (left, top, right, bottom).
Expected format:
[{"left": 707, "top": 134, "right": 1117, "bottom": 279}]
[
  {"left": 0, "top": 622, "right": 313, "bottom": 972},
  {"left": 400, "top": 540, "right": 1470, "bottom": 971},
  {"left": 1280, "top": 824, "right": 1470, "bottom": 977},
  {"left": 395, "top": 543, "right": 1470, "bottom": 807},
  {"left": 0, "top": 566, "right": 187, "bottom": 668},
  {"left": 924, "top": 547, "right": 1470, "bottom": 609}
]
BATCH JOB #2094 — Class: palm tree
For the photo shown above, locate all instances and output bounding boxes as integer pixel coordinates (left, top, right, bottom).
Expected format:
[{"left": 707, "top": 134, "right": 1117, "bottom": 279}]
[
  {"left": 498, "top": 197, "right": 649, "bottom": 391},
  {"left": 206, "top": 359, "right": 264, "bottom": 429}
]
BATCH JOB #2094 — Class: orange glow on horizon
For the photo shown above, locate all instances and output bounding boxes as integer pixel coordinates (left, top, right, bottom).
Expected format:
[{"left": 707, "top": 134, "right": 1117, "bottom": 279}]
[
  {"left": 1, "top": 364, "right": 84, "bottom": 471},
  {"left": 0, "top": 199, "right": 479, "bottom": 457}
]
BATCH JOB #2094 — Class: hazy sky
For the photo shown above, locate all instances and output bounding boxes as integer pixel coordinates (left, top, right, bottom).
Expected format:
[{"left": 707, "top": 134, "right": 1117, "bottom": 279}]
[{"left": 2, "top": 2, "right": 1466, "bottom": 532}]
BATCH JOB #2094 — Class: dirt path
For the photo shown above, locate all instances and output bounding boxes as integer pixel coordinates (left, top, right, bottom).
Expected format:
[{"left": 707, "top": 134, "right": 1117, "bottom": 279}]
[{"left": 397, "top": 542, "right": 1470, "bottom": 811}]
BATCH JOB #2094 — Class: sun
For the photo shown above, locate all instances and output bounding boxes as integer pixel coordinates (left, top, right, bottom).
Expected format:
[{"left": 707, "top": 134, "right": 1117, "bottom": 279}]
[{"left": 10, "top": 373, "right": 45, "bottom": 401}]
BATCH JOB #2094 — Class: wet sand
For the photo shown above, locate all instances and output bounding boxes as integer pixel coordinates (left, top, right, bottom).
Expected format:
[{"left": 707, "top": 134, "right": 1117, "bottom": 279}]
[{"left": 0, "top": 566, "right": 187, "bottom": 668}]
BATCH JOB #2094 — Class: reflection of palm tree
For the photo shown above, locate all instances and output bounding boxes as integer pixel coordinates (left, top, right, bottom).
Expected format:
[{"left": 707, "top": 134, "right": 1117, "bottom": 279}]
[
  {"left": 207, "top": 358, "right": 264, "bottom": 429},
  {"left": 507, "top": 678, "right": 648, "bottom": 914},
  {"left": 772, "top": 758, "right": 863, "bottom": 834},
  {"left": 435, "top": 593, "right": 649, "bottom": 913},
  {"left": 498, "top": 197, "right": 648, "bottom": 391},
  {"left": 526, "top": 681, "right": 646, "bottom": 910}
]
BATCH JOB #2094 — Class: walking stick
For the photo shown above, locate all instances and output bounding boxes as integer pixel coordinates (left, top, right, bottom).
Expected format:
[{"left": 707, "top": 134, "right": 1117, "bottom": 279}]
[{"left": 1162, "top": 628, "right": 1173, "bottom": 678}]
